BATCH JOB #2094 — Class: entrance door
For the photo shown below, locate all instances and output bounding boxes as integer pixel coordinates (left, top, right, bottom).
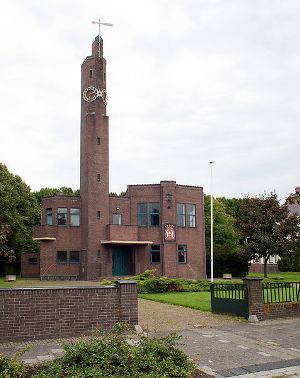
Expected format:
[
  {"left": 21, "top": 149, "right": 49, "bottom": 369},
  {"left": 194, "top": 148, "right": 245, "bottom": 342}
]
[{"left": 112, "top": 246, "right": 129, "bottom": 276}]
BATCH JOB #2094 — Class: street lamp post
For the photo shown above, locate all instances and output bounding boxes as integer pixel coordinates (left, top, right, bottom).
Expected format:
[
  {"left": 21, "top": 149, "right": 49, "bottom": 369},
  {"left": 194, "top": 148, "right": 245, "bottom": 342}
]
[
  {"left": 92, "top": 19, "right": 113, "bottom": 57},
  {"left": 210, "top": 161, "right": 214, "bottom": 283}
]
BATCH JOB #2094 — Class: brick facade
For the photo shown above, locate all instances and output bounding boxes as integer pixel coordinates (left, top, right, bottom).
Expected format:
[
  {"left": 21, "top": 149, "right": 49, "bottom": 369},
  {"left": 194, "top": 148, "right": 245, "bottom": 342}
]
[
  {"left": 28, "top": 36, "right": 206, "bottom": 281},
  {"left": 0, "top": 281, "right": 138, "bottom": 342},
  {"left": 21, "top": 253, "right": 40, "bottom": 278}
]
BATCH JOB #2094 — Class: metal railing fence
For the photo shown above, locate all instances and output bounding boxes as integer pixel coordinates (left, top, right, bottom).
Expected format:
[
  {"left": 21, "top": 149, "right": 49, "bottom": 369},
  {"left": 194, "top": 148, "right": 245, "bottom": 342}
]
[{"left": 263, "top": 282, "right": 300, "bottom": 304}]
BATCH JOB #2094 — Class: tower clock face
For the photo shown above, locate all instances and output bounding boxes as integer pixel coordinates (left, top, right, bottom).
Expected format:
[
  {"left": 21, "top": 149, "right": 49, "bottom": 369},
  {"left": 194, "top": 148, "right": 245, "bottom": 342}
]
[
  {"left": 83, "top": 86, "right": 108, "bottom": 104},
  {"left": 83, "top": 86, "right": 98, "bottom": 102}
]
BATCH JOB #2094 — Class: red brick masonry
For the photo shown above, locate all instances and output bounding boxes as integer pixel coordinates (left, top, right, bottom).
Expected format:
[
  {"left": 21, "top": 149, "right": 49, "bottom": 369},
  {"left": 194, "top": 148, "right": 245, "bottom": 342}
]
[
  {"left": 264, "top": 302, "right": 300, "bottom": 320},
  {"left": 0, "top": 281, "right": 138, "bottom": 342}
]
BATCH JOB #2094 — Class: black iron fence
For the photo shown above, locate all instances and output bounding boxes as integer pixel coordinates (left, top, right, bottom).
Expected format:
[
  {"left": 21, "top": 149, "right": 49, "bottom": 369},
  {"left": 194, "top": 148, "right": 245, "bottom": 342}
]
[
  {"left": 263, "top": 282, "right": 300, "bottom": 304},
  {"left": 211, "top": 283, "right": 248, "bottom": 318}
]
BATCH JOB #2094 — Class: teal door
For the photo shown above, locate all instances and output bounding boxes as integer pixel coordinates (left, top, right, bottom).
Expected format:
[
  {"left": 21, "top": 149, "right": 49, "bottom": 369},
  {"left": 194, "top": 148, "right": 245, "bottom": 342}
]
[{"left": 112, "top": 247, "right": 129, "bottom": 276}]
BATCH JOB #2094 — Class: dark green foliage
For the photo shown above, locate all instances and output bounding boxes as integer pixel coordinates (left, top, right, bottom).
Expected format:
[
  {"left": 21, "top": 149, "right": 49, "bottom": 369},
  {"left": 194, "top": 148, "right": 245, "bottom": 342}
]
[
  {"left": 30, "top": 325, "right": 195, "bottom": 378},
  {"left": 238, "top": 192, "right": 300, "bottom": 277},
  {"left": 0, "top": 353, "right": 24, "bottom": 378},
  {"left": 204, "top": 195, "right": 248, "bottom": 277},
  {"left": 0, "top": 164, "right": 40, "bottom": 260},
  {"left": 206, "top": 249, "right": 249, "bottom": 278},
  {"left": 34, "top": 187, "right": 80, "bottom": 205},
  {"left": 278, "top": 247, "right": 300, "bottom": 272}
]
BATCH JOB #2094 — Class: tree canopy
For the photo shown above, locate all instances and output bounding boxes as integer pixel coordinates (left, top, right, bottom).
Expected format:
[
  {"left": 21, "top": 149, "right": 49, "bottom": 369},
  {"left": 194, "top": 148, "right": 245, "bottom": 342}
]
[
  {"left": 34, "top": 187, "right": 80, "bottom": 205},
  {"left": 0, "top": 163, "right": 40, "bottom": 259},
  {"left": 238, "top": 192, "right": 300, "bottom": 276}
]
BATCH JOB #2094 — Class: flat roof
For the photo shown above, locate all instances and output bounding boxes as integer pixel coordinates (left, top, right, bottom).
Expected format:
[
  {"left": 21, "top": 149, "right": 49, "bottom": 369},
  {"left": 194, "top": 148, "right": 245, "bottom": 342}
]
[{"left": 100, "top": 240, "right": 153, "bottom": 245}]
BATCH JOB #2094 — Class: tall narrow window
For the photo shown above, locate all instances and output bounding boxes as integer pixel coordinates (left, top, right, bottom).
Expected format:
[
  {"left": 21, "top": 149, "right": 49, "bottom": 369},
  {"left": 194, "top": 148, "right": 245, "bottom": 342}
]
[
  {"left": 97, "top": 137, "right": 101, "bottom": 145},
  {"left": 187, "top": 204, "right": 196, "bottom": 227},
  {"left": 151, "top": 245, "right": 160, "bottom": 263},
  {"left": 70, "top": 208, "right": 80, "bottom": 226},
  {"left": 97, "top": 211, "right": 101, "bottom": 219},
  {"left": 138, "top": 203, "right": 148, "bottom": 227},
  {"left": 112, "top": 213, "right": 122, "bottom": 225},
  {"left": 57, "top": 208, "right": 68, "bottom": 226},
  {"left": 97, "top": 174, "right": 101, "bottom": 182},
  {"left": 46, "top": 208, "right": 53, "bottom": 225},
  {"left": 89, "top": 69, "right": 93, "bottom": 78},
  {"left": 178, "top": 245, "right": 187, "bottom": 263},
  {"left": 149, "top": 203, "right": 160, "bottom": 226},
  {"left": 177, "top": 204, "right": 186, "bottom": 227}
]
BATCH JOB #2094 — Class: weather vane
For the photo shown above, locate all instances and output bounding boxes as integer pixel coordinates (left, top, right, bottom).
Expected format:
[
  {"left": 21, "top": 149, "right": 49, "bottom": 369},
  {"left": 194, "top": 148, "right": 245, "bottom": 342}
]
[{"left": 92, "top": 19, "right": 113, "bottom": 57}]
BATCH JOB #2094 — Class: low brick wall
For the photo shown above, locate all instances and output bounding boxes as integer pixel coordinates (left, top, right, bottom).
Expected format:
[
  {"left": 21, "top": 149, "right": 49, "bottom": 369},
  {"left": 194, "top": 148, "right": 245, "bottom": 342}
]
[
  {"left": 264, "top": 302, "right": 300, "bottom": 320},
  {"left": 0, "top": 281, "right": 138, "bottom": 342}
]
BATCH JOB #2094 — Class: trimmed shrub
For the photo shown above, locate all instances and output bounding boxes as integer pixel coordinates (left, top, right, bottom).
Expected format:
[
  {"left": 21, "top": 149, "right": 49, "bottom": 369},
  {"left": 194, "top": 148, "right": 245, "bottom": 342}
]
[
  {"left": 0, "top": 353, "right": 24, "bottom": 378},
  {"left": 30, "top": 325, "right": 195, "bottom": 378}
]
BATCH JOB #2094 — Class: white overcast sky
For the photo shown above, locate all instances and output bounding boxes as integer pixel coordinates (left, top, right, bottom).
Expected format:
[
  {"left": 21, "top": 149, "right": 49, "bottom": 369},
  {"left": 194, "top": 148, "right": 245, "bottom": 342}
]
[{"left": 0, "top": 0, "right": 299, "bottom": 200}]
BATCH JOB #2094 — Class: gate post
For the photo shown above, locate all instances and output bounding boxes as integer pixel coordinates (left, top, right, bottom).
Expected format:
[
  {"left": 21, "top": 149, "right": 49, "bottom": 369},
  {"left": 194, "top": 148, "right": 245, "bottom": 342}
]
[
  {"left": 243, "top": 278, "right": 264, "bottom": 321},
  {"left": 116, "top": 280, "right": 138, "bottom": 324}
]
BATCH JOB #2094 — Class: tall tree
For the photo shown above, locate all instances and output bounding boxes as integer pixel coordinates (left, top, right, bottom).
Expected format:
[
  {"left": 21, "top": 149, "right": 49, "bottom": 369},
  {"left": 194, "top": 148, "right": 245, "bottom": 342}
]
[
  {"left": 0, "top": 164, "right": 40, "bottom": 259},
  {"left": 238, "top": 192, "right": 300, "bottom": 277},
  {"left": 204, "top": 195, "right": 248, "bottom": 277}
]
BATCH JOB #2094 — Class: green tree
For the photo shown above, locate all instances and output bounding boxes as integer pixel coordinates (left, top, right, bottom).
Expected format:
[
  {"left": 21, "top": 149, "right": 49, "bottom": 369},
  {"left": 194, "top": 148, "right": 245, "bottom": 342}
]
[
  {"left": 34, "top": 187, "right": 80, "bottom": 205},
  {"left": 0, "top": 221, "right": 14, "bottom": 262},
  {"left": 238, "top": 192, "right": 300, "bottom": 277},
  {"left": 0, "top": 164, "right": 40, "bottom": 260},
  {"left": 204, "top": 195, "right": 248, "bottom": 277}
]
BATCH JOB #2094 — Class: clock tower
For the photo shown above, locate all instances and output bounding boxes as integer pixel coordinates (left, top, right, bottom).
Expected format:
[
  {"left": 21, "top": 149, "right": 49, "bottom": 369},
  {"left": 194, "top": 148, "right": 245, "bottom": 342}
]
[{"left": 80, "top": 36, "right": 109, "bottom": 279}]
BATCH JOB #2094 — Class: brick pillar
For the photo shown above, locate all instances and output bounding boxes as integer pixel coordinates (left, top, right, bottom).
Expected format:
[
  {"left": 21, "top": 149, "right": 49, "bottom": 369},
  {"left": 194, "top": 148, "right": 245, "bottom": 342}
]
[
  {"left": 243, "top": 278, "right": 264, "bottom": 321},
  {"left": 116, "top": 280, "right": 138, "bottom": 325}
]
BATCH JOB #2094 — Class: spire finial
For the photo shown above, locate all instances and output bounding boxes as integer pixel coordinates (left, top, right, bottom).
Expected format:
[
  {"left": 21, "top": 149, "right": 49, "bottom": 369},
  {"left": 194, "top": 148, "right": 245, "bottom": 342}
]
[{"left": 92, "top": 19, "right": 113, "bottom": 57}]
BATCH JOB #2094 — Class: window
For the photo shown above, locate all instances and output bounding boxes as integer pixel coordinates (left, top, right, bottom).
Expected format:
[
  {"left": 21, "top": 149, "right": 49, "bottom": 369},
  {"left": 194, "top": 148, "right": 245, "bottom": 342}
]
[
  {"left": 178, "top": 245, "right": 187, "bottom": 264},
  {"left": 70, "top": 208, "right": 80, "bottom": 226},
  {"left": 138, "top": 203, "right": 148, "bottom": 226},
  {"left": 97, "top": 137, "right": 101, "bottom": 145},
  {"left": 97, "top": 211, "right": 101, "bottom": 219},
  {"left": 57, "top": 251, "right": 67, "bottom": 264},
  {"left": 46, "top": 208, "right": 53, "bottom": 225},
  {"left": 69, "top": 251, "right": 80, "bottom": 264},
  {"left": 28, "top": 257, "right": 38, "bottom": 264},
  {"left": 149, "top": 203, "right": 160, "bottom": 226},
  {"left": 57, "top": 208, "right": 68, "bottom": 225},
  {"left": 151, "top": 245, "right": 160, "bottom": 263},
  {"left": 97, "top": 173, "right": 101, "bottom": 182},
  {"left": 177, "top": 204, "right": 186, "bottom": 227},
  {"left": 89, "top": 69, "right": 93, "bottom": 78},
  {"left": 97, "top": 250, "right": 101, "bottom": 258},
  {"left": 112, "top": 213, "right": 122, "bottom": 225},
  {"left": 187, "top": 204, "right": 196, "bottom": 227}
]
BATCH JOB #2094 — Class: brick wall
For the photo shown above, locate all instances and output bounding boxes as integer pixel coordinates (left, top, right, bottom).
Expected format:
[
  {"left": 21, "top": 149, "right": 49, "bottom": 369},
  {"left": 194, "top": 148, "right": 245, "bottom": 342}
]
[
  {"left": 264, "top": 302, "right": 300, "bottom": 319},
  {"left": 0, "top": 281, "right": 138, "bottom": 342},
  {"left": 21, "top": 253, "right": 40, "bottom": 278}
]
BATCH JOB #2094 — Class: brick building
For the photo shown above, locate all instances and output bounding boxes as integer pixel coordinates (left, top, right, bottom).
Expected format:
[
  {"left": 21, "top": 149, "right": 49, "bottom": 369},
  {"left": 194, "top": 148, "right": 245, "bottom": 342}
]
[{"left": 24, "top": 36, "right": 206, "bottom": 280}]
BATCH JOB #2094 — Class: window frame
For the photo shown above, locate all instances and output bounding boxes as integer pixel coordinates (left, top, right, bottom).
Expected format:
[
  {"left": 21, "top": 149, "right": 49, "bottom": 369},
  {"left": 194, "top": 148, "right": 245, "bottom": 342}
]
[
  {"left": 150, "top": 244, "right": 161, "bottom": 264},
  {"left": 178, "top": 245, "right": 187, "bottom": 264},
  {"left": 46, "top": 208, "right": 53, "bottom": 226},
  {"left": 112, "top": 213, "right": 122, "bottom": 225},
  {"left": 177, "top": 203, "right": 186, "bottom": 227},
  {"left": 57, "top": 208, "right": 68, "bottom": 226},
  {"left": 70, "top": 208, "right": 80, "bottom": 227},
  {"left": 28, "top": 257, "right": 38, "bottom": 265},
  {"left": 138, "top": 203, "right": 148, "bottom": 227},
  {"left": 149, "top": 203, "right": 160, "bottom": 227},
  {"left": 69, "top": 251, "right": 80, "bottom": 264},
  {"left": 57, "top": 251, "right": 68, "bottom": 264},
  {"left": 187, "top": 204, "right": 196, "bottom": 228}
]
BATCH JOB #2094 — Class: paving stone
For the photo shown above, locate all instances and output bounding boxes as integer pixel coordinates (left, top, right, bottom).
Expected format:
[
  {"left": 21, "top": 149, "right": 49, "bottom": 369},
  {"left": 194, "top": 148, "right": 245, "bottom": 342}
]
[
  {"left": 21, "top": 358, "right": 38, "bottom": 365},
  {"left": 37, "top": 355, "right": 55, "bottom": 362},
  {"left": 50, "top": 348, "right": 64, "bottom": 355}
]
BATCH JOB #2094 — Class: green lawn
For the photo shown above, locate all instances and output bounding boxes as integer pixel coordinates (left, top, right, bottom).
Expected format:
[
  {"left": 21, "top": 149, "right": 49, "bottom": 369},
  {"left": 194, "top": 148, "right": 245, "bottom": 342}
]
[
  {"left": 247, "top": 272, "right": 300, "bottom": 282},
  {"left": 139, "top": 291, "right": 212, "bottom": 312}
]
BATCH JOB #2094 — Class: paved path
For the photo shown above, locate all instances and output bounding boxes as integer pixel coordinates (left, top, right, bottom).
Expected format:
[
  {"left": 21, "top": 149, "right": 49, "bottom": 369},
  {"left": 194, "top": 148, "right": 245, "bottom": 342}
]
[
  {"left": 0, "top": 299, "right": 299, "bottom": 377},
  {"left": 179, "top": 318, "right": 300, "bottom": 377}
]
